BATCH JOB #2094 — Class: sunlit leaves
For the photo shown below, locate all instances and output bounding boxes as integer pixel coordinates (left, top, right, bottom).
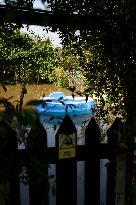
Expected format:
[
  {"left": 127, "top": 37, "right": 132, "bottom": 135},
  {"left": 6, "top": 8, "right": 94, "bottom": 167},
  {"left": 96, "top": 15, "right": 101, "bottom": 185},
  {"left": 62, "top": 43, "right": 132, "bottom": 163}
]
[
  {"left": 45, "top": 0, "right": 136, "bottom": 119},
  {"left": 0, "top": 25, "right": 56, "bottom": 84}
]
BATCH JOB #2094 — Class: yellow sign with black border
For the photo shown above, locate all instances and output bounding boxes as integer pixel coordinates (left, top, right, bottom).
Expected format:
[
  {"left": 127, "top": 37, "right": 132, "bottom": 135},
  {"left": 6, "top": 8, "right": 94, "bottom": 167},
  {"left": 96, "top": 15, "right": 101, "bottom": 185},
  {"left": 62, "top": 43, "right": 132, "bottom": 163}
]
[{"left": 59, "top": 133, "right": 76, "bottom": 159}]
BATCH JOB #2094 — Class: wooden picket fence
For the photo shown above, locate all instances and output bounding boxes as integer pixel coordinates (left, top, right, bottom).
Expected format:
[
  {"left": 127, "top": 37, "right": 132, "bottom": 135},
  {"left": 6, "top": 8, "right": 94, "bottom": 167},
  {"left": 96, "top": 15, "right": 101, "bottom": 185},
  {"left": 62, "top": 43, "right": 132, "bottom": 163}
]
[{"left": 0, "top": 115, "right": 132, "bottom": 205}]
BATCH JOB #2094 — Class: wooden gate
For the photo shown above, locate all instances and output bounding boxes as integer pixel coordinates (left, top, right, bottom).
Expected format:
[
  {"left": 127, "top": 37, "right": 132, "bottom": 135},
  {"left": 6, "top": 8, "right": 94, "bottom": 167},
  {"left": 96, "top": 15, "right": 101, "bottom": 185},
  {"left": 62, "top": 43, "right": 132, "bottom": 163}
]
[{"left": 0, "top": 115, "right": 130, "bottom": 205}]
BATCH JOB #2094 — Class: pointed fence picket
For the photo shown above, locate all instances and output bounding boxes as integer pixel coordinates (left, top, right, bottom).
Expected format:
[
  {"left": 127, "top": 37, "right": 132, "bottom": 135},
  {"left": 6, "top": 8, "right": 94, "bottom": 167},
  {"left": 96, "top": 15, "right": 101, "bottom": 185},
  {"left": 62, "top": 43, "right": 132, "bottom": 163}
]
[{"left": 0, "top": 115, "right": 130, "bottom": 205}]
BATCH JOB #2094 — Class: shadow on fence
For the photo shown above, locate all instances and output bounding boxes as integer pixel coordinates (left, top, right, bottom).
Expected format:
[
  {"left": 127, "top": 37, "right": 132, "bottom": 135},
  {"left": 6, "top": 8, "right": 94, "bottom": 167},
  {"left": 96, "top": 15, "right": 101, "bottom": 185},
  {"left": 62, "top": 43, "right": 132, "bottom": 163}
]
[{"left": 0, "top": 115, "right": 132, "bottom": 205}]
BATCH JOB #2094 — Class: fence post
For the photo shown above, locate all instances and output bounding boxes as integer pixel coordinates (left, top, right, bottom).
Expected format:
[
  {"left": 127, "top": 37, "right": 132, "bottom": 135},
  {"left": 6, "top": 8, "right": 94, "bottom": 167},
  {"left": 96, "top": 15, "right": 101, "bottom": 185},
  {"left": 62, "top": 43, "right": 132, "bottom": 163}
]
[
  {"left": 107, "top": 117, "right": 127, "bottom": 205},
  {"left": 27, "top": 119, "right": 48, "bottom": 205},
  {"left": 0, "top": 120, "right": 19, "bottom": 205},
  {"left": 85, "top": 117, "right": 100, "bottom": 205},
  {"left": 125, "top": 123, "right": 134, "bottom": 205},
  {"left": 56, "top": 114, "right": 77, "bottom": 205}
]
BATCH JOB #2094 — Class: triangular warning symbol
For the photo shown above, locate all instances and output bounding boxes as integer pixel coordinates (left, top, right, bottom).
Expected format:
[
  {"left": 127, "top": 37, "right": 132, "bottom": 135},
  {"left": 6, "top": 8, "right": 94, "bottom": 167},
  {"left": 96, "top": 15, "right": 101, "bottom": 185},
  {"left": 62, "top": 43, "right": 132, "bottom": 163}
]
[{"left": 60, "top": 134, "right": 75, "bottom": 149}]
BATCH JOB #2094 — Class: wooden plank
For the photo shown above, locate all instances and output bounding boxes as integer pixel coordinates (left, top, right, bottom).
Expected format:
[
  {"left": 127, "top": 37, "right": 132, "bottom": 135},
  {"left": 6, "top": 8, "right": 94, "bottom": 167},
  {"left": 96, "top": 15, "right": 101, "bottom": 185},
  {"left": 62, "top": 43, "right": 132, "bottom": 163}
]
[
  {"left": 85, "top": 117, "right": 100, "bottom": 205},
  {"left": 0, "top": 120, "right": 20, "bottom": 205},
  {"left": 18, "top": 144, "right": 113, "bottom": 164},
  {"left": 56, "top": 114, "right": 77, "bottom": 205},
  {"left": 0, "top": 5, "right": 101, "bottom": 27},
  {"left": 107, "top": 117, "right": 126, "bottom": 205},
  {"left": 27, "top": 120, "right": 48, "bottom": 205},
  {"left": 115, "top": 156, "right": 126, "bottom": 205}
]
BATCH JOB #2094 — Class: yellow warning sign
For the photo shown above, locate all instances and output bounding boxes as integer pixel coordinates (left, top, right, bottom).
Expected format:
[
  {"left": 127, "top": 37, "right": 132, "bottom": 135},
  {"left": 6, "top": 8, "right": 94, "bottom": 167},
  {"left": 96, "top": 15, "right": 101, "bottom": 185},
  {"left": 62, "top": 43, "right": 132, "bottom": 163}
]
[{"left": 59, "top": 133, "right": 76, "bottom": 159}]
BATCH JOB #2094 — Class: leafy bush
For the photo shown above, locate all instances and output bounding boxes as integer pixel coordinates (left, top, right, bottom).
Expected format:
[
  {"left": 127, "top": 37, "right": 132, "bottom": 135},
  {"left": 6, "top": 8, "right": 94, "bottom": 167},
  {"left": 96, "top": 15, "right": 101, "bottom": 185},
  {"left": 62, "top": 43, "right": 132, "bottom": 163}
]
[{"left": 51, "top": 67, "right": 69, "bottom": 87}]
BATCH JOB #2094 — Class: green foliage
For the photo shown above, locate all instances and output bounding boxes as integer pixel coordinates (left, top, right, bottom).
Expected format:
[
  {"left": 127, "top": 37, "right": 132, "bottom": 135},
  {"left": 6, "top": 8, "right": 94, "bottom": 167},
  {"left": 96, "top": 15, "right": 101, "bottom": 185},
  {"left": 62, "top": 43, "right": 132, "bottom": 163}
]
[
  {"left": 36, "top": 0, "right": 136, "bottom": 120},
  {"left": 2, "top": 1, "right": 136, "bottom": 203},
  {"left": 52, "top": 67, "right": 69, "bottom": 87},
  {"left": 52, "top": 45, "right": 86, "bottom": 89},
  {"left": 2, "top": 1, "right": 136, "bottom": 119},
  {"left": 0, "top": 24, "right": 56, "bottom": 84},
  {"left": 0, "top": 23, "right": 86, "bottom": 89}
]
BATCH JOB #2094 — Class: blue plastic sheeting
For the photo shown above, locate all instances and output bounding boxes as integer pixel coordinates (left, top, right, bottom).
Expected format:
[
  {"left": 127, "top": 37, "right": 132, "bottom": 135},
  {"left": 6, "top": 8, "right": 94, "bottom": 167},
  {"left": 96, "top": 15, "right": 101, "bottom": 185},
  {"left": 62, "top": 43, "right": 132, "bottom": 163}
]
[{"left": 36, "top": 92, "right": 95, "bottom": 117}]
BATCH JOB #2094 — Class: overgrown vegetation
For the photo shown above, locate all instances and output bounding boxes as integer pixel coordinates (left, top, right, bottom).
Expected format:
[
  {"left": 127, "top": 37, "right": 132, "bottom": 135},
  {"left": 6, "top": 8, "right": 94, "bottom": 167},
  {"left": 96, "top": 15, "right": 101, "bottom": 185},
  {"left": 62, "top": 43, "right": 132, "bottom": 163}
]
[
  {"left": 1, "top": 1, "right": 136, "bottom": 204},
  {"left": 0, "top": 24, "right": 56, "bottom": 84},
  {"left": 0, "top": 24, "right": 86, "bottom": 90}
]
